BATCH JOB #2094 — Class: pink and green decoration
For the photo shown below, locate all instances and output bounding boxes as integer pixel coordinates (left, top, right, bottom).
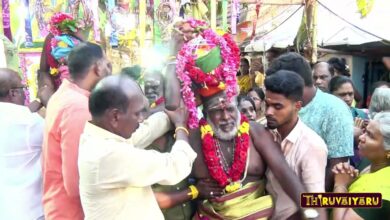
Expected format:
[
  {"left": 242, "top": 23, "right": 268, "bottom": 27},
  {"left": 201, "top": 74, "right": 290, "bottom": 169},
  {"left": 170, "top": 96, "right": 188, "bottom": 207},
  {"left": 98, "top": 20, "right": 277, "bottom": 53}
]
[{"left": 176, "top": 19, "right": 240, "bottom": 129}]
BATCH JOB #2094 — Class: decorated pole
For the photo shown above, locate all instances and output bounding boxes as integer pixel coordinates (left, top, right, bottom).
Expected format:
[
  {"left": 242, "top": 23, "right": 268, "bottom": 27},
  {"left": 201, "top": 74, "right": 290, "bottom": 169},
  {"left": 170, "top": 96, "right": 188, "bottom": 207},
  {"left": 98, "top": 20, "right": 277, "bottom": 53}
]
[
  {"left": 231, "top": 0, "right": 238, "bottom": 34},
  {"left": 91, "top": 0, "right": 100, "bottom": 42},
  {"left": 222, "top": 0, "right": 228, "bottom": 31},
  {"left": 23, "top": 0, "right": 34, "bottom": 47},
  {"left": 2, "top": 0, "right": 13, "bottom": 41},
  {"left": 210, "top": 0, "right": 217, "bottom": 30}
]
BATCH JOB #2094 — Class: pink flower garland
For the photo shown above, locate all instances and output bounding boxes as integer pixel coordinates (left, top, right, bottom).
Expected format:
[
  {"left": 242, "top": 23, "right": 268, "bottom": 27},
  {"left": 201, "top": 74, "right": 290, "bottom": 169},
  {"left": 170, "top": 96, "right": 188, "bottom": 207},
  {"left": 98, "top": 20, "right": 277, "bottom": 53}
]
[
  {"left": 48, "top": 12, "right": 77, "bottom": 36},
  {"left": 176, "top": 20, "right": 240, "bottom": 129}
]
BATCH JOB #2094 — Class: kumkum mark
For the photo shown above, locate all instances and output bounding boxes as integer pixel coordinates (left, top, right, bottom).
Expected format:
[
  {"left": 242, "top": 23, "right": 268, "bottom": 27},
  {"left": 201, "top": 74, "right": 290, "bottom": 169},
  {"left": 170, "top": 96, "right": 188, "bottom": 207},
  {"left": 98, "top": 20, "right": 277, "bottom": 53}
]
[{"left": 301, "top": 193, "right": 382, "bottom": 208}]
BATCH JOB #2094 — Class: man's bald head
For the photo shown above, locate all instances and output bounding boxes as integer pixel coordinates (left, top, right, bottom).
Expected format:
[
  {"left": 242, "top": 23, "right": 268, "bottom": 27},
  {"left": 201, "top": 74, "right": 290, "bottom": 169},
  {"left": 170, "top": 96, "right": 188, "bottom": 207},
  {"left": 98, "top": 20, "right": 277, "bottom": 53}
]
[
  {"left": 89, "top": 75, "right": 146, "bottom": 139},
  {"left": 0, "top": 68, "right": 20, "bottom": 96},
  {"left": 89, "top": 75, "right": 142, "bottom": 118},
  {"left": 0, "top": 68, "right": 25, "bottom": 105}
]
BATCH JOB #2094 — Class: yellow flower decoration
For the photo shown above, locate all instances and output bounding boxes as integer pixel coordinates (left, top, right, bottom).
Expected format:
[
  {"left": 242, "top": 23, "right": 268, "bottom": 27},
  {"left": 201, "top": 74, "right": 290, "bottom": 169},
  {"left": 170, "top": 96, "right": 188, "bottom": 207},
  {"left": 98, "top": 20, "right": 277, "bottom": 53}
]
[
  {"left": 57, "top": 41, "right": 68, "bottom": 48},
  {"left": 218, "top": 82, "right": 226, "bottom": 90},
  {"left": 118, "top": 30, "right": 137, "bottom": 47},
  {"left": 225, "top": 181, "right": 241, "bottom": 193},
  {"left": 216, "top": 28, "right": 225, "bottom": 36},
  {"left": 238, "top": 121, "right": 250, "bottom": 136},
  {"left": 50, "top": 68, "right": 59, "bottom": 76},
  {"left": 200, "top": 124, "right": 213, "bottom": 139}
]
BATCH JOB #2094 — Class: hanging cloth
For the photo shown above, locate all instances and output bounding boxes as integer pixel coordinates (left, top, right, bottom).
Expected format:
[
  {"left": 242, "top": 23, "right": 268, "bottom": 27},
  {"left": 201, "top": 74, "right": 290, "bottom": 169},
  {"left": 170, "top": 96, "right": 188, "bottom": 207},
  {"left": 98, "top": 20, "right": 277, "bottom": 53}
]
[{"left": 2, "top": 0, "right": 12, "bottom": 41}]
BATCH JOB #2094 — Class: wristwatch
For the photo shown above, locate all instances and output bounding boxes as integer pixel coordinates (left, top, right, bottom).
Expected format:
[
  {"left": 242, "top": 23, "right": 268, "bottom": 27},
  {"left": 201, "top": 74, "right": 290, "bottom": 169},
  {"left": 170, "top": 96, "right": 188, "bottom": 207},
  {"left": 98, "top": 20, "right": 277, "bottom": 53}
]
[{"left": 303, "top": 208, "right": 319, "bottom": 219}]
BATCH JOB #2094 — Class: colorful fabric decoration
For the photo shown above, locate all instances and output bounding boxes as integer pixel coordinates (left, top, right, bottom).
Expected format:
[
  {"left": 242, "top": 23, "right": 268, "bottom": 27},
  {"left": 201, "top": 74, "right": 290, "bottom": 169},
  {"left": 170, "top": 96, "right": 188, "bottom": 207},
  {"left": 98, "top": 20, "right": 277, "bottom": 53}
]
[
  {"left": 50, "top": 35, "right": 81, "bottom": 62},
  {"left": 200, "top": 114, "right": 250, "bottom": 192},
  {"left": 156, "top": 1, "right": 176, "bottom": 27},
  {"left": 2, "top": 0, "right": 13, "bottom": 41},
  {"left": 175, "top": 19, "right": 240, "bottom": 128},
  {"left": 180, "top": 0, "right": 208, "bottom": 21},
  {"left": 230, "top": 0, "right": 239, "bottom": 34},
  {"left": 19, "top": 56, "right": 30, "bottom": 104},
  {"left": 68, "top": 0, "right": 94, "bottom": 32},
  {"left": 156, "top": 0, "right": 176, "bottom": 42},
  {"left": 23, "top": 0, "right": 33, "bottom": 46},
  {"left": 106, "top": 0, "right": 115, "bottom": 11},
  {"left": 48, "top": 32, "right": 81, "bottom": 87},
  {"left": 91, "top": 0, "right": 100, "bottom": 42}
]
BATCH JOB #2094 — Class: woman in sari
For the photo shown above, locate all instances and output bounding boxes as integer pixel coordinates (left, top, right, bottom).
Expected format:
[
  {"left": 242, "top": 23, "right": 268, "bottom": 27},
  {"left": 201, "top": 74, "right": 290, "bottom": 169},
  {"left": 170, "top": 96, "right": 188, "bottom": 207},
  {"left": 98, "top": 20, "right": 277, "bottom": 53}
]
[{"left": 332, "top": 111, "right": 390, "bottom": 220}]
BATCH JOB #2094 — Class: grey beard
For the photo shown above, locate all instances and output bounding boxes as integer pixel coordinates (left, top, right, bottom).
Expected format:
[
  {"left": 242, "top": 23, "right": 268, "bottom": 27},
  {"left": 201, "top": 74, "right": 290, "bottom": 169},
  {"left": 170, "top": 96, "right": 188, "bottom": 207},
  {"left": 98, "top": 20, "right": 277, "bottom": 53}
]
[{"left": 207, "top": 112, "right": 241, "bottom": 141}]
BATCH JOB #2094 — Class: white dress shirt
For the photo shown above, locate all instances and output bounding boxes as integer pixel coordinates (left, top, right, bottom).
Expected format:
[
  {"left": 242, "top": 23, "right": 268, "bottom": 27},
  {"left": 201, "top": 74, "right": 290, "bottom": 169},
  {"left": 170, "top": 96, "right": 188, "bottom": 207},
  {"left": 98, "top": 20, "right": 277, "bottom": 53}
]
[
  {"left": 0, "top": 102, "right": 44, "bottom": 220},
  {"left": 78, "top": 119, "right": 197, "bottom": 220}
]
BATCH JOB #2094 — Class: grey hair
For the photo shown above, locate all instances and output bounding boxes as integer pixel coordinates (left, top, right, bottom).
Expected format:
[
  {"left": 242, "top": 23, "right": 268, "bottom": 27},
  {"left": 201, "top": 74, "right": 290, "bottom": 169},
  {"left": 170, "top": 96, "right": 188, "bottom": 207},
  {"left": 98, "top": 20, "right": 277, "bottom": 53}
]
[
  {"left": 373, "top": 112, "right": 390, "bottom": 151},
  {"left": 369, "top": 88, "right": 390, "bottom": 118}
]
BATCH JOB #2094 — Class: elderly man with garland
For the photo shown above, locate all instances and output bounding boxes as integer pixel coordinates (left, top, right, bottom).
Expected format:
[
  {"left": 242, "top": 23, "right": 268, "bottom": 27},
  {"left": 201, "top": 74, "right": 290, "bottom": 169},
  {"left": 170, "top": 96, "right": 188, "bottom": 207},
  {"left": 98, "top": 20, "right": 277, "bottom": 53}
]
[{"left": 165, "top": 19, "right": 316, "bottom": 219}]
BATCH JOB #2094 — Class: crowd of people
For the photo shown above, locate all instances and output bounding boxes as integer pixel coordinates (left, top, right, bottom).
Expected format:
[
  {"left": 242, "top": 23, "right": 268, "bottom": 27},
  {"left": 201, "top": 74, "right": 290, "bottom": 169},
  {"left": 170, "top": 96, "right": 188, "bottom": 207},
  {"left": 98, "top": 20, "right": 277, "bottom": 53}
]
[{"left": 1, "top": 16, "right": 390, "bottom": 220}]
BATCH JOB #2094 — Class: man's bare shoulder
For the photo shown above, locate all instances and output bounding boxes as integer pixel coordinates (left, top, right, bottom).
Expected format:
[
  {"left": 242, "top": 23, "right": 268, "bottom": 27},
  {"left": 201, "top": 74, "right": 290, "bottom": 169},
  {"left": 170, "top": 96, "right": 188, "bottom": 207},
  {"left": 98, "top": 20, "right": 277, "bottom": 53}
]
[{"left": 249, "top": 122, "right": 274, "bottom": 141}]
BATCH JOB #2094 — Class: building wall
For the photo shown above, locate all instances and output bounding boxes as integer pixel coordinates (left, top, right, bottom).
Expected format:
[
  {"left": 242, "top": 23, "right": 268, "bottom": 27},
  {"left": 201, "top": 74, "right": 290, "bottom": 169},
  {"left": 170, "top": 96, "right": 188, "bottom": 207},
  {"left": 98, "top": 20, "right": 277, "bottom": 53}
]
[{"left": 351, "top": 56, "right": 367, "bottom": 96}]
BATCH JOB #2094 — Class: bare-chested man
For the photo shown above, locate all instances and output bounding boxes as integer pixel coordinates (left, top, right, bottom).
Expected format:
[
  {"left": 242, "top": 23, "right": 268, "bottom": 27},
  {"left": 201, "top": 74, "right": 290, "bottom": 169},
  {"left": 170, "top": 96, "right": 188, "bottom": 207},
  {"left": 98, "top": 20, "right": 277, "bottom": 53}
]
[
  {"left": 164, "top": 19, "right": 315, "bottom": 219},
  {"left": 189, "top": 91, "right": 310, "bottom": 219}
]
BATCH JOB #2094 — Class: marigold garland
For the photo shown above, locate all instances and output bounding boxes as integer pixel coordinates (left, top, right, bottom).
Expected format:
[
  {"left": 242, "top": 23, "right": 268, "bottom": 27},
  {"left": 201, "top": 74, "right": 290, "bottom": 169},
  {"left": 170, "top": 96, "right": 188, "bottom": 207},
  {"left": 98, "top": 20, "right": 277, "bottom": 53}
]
[
  {"left": 199, "top": 114, "right": 250, "bottom": 193},
  {"left": 150, "top": 97, "right": 165, "bottom": 108},
  {"left": 176, "top": 19, "right": 240, "bottom": 129}
]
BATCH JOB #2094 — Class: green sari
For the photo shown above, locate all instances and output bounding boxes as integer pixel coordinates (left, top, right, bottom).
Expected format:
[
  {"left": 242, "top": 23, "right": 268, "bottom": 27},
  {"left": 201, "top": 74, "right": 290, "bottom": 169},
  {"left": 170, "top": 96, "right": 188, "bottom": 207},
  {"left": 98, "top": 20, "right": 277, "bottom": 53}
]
[{"left": 349, "top": 167, "right": 390, "bottom": 219}]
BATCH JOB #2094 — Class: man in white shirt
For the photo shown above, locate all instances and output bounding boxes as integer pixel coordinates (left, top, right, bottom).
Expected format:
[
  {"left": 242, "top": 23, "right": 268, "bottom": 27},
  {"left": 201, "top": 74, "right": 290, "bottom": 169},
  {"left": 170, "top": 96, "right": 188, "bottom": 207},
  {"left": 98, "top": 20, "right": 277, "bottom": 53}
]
[
  {"left": 78, "top": 75, "right": 197, "bottom": 220},
  {"left": 264, "top": 70, "right": 328, "bottom": 220},
  {"left": 0, "top": 68, "right": 44, "bottom": 220}
]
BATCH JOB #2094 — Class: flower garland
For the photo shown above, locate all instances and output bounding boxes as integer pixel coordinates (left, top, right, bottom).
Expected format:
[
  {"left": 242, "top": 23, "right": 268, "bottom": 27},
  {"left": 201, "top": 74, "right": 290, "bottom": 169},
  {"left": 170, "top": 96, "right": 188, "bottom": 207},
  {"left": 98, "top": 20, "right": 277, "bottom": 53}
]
[
  {"left": 48, "top": 34, "right": 81, "bottom": 88},
  {"left": 176, "top": 19, "right": 240, "bottom": 129},
  {"left": 48, "top": 12, "right": 79, "bottom": 36},
  {"left": 150, "top": 97, "right": 165, "bottom": 108},
  {"left": 199, "top": 114, "right": 250, "bottom": 193}
]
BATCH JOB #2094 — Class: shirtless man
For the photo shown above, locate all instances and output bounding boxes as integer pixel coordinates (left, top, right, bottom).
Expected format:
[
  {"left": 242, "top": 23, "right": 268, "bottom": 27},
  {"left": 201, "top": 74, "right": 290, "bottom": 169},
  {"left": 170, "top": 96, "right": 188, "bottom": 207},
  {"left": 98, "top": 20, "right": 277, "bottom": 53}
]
[
  {"left": 164, "top": 19, "right": 314, "bottom": 219},
  {"left": 189, "top": 91, "right": 312, "bottom": 219}
]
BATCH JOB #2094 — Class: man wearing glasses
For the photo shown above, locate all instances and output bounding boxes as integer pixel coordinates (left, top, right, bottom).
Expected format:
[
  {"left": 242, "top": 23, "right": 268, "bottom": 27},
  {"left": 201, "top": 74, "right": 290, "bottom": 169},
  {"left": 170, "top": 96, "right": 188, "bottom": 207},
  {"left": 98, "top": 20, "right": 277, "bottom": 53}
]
[{"left": 0, "top": 68, "right": 46, "bottom": 220}]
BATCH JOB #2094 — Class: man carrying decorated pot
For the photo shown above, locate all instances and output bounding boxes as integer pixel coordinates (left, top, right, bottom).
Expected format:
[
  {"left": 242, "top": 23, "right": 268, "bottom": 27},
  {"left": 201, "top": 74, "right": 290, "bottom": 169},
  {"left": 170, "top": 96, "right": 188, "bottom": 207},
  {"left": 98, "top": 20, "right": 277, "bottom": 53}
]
[{"left": 165, "top": 19, "right": 317, "bottom": 219}]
